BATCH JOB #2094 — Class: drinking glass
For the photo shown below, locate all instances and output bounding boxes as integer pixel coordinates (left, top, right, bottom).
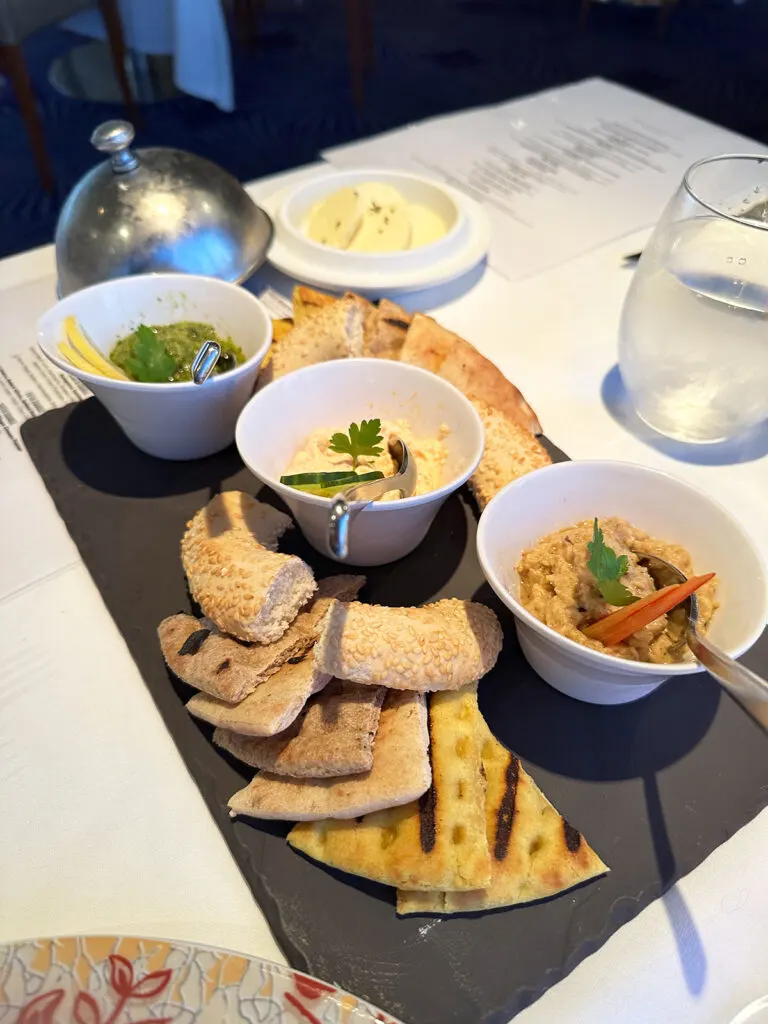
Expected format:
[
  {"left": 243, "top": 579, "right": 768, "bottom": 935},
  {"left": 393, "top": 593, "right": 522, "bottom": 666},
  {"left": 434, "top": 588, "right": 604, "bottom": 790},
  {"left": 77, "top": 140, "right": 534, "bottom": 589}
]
[{"left": 619, "top": 154, "right": 768, "bottom": 443}]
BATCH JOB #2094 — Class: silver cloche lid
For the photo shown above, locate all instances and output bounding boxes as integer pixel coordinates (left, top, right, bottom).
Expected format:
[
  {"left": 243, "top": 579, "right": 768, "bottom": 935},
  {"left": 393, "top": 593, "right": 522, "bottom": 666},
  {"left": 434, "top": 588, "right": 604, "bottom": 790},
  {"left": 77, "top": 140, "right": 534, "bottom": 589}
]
[{"left": 55, "top": 120, "right": 273, "bottom": 297}]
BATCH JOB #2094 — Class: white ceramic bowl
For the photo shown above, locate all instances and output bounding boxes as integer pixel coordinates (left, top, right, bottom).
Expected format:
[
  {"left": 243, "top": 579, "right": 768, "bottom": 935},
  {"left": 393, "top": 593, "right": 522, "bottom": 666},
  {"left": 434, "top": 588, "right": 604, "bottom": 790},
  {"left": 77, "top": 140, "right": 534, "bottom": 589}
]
[
  {"left": 236, "top": 359, "right": 484, "bottom": 566},
  {"left": 477, "top": 460, "right": 768, "bottom": 705},
  {"left": 262, "top": 169, "right": 491, "bottom": 296},
  {"left": 37, "top": 273, "right": 272, "bottom": 460}
]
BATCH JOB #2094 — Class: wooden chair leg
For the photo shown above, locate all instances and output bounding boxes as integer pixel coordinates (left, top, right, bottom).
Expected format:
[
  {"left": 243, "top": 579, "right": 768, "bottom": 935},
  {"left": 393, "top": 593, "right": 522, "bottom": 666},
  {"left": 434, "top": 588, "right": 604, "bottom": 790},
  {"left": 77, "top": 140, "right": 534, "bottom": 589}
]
[
  {"left": 579, "top": 0, "right": 592, "bottom": 27},
  {"left": 0, "top": 43, "right": 54, "bottom": 192},
  {"left": 99, "top": 0, "right": 141, "bottom": 125},
  {"left": 657, "top": 0, "right": 675, "bottom": 38},
  {"left": 344, "top": 0, "right": 366, "bottom": 109}
]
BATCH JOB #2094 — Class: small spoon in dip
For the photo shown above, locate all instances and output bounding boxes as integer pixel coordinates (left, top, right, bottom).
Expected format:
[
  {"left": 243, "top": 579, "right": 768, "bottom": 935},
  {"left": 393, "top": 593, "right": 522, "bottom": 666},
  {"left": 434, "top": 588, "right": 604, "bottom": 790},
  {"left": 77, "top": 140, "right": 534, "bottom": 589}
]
[
  {"left": 327, "top": 438, "right": 417, "bottom": 560},
  {"left": 640, "top": 553, "right": 768, "bottom": 730},
  {"left": 190, "top": 340, "right": 222, "bottom": 384}
]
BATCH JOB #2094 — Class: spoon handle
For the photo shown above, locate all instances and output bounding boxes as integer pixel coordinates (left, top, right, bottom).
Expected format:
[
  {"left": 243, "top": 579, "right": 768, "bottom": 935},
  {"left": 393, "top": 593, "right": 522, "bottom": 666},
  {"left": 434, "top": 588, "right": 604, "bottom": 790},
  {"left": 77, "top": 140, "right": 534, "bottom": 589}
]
[{"left": 688, "top": 631, "right": 768, "bottom": 731}]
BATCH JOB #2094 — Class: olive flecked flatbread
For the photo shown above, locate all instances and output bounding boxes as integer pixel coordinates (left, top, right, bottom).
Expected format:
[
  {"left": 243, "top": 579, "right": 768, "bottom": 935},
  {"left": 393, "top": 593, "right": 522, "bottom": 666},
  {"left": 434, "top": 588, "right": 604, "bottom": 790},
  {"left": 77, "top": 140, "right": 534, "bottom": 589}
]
[
  {"left": 397, "top": 719, "right": 608, "bottom": 914},
  {"left": 287, "top": 686, "right": 491, "bottom": 889}
]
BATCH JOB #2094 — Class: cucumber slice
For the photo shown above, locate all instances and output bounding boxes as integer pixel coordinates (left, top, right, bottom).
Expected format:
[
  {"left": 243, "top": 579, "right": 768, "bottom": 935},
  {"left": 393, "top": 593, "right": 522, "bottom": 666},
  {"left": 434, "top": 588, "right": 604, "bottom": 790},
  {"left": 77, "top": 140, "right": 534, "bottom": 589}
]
[
  {"left": 286, "top": 469, "right": 386, "bottom": 499},
  {"left": 280, "top": 471, "right": 359, "bottom": 487}
]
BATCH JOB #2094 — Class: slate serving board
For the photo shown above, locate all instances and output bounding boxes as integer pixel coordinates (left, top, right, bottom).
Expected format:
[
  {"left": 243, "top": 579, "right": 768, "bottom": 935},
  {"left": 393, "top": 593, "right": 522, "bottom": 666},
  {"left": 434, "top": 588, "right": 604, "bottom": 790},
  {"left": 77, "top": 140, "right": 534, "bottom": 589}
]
[{"left": 22, "top": 399, "right": 768, "bottom": 1024}]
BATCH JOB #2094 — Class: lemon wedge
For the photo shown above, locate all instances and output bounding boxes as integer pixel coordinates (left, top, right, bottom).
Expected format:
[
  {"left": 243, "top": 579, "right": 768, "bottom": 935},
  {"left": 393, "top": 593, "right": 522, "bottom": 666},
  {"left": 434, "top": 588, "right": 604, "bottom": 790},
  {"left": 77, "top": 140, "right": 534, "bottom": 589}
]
[{"left": 59, "top": 316, "right": 128, "bottom": 380}]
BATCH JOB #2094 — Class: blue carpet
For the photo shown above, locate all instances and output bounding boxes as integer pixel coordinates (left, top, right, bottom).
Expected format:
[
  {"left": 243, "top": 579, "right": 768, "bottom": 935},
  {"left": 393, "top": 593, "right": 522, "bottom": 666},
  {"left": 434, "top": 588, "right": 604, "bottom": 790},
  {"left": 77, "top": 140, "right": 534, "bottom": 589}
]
[{"left": 2, "top": 0, "right": 768, "bottom": 260}]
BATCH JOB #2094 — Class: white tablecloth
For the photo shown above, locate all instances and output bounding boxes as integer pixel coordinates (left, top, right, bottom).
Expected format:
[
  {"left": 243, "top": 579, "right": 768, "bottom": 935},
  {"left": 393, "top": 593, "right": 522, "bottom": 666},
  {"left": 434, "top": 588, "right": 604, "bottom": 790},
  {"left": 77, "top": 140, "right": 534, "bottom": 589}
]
[
  {"left": 1, "top": 159, "right": 767, "bottom": 1024},
  {"left": 63, "top": 0, "right": 234, "bottom": 111}
]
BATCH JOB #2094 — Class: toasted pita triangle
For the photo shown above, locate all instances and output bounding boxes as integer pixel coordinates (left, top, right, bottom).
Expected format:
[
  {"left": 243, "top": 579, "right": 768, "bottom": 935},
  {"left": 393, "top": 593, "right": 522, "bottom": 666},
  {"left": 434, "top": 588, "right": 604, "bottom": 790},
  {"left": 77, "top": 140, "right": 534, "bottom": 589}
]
[
  {"left": 287, "top": 686, "right": 491, "bottom": 889},
  {"left": 397, "top": 720, "right": 608, "bottom": 914},
  {"left": 266, "top": 296, "right": 364, "bottom": 380},
  {"left": 400, "top": 313, "right": 541, "bottom": 435},
  {"left": 228, "top": 690, "right": 430, "bottom": 820}
]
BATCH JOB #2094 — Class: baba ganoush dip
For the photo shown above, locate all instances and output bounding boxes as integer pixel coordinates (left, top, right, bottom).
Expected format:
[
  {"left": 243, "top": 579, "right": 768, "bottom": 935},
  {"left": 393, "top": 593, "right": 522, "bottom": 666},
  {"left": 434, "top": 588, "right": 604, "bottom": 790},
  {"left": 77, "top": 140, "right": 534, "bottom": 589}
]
[
  {"left": 285, "top": 419, "right": 450, "bottom": 497},
  {"left": 517, "top": 517, "right": 717, "bottom": 664}
]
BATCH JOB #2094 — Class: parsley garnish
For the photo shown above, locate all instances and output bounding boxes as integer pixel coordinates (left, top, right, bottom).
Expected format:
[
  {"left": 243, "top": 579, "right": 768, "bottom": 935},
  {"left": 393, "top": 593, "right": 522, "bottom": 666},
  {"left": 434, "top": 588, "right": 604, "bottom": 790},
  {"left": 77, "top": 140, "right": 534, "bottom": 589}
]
[
  {"left": 586, "top": 518, "right": 639, "bottom": 607},
  {"left": 123, "top": 324, "right": 177, "bottom": 383},
  {"left": 328, "top": 418, "right": 384, "bottom": 469}
]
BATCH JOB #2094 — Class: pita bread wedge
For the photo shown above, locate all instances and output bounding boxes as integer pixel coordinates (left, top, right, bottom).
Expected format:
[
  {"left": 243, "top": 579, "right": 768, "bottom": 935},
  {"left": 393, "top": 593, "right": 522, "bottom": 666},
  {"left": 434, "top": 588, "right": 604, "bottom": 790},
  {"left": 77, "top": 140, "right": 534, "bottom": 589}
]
[
  {"left": 213, "top": 680, "right": 385, "bottom": 777},
  {"left": 187, "top": 645, "right": 332, "bottom": 737},
  {"left": 288, "top": 687, "right": 491, "bottom": 889},
  {"left": 229, "top": 690, "right": 430, "bottom": 820},
  {"left": 158, "top": 576, "right": 363, "bottom": 703},
  {"left": 181, "top": 491, "right": 316, "bottom": 644},
  {"left": 469, "top": 399, "right": 552, "bottom": 510},
  {"left": 292, "top": 285, "right": 339, "bottom": 322},
  {"left": 397, "top": 720, "right": 608, "bottom": 914},
  {"left": 362, "top": 299, "right": 411, "bottom": 360},
  {"left": 400, "top": 313, "right": 542, "bottom": 435},
  {"left": 315, "top": 598, "right": 502, "bottom": 690},
  {"left": 267, "top": 296, "right": 364, "bottom": 381},
  {"left": 272, "top": 318, "right": 295, "bottom": 342}
]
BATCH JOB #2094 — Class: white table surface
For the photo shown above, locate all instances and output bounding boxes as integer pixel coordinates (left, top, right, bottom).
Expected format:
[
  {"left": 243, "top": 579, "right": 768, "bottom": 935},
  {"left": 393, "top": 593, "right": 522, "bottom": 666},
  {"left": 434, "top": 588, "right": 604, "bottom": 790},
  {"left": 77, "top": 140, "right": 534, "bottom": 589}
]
[{"left": 1, "top": 160, "right": 767, "bottom": 1024}]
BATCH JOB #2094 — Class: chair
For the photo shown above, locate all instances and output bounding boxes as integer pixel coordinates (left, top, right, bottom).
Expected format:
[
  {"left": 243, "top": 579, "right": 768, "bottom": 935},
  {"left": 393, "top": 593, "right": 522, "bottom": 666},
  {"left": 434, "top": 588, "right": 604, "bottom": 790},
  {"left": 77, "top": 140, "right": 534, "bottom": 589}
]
[
  {"left": 579, "top": 0, "right": 678, "bottom": 37},
  {"left": 0, "top": 0, "right": 138, "bottom": 191}
]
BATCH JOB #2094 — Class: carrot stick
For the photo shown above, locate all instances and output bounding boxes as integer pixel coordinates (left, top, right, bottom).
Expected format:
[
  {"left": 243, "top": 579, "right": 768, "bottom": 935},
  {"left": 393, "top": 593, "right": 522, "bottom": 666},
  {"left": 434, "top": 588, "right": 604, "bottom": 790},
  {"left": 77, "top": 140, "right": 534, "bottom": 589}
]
[{"left": 583, "top": 572, "right": 715, "bottom": 647}]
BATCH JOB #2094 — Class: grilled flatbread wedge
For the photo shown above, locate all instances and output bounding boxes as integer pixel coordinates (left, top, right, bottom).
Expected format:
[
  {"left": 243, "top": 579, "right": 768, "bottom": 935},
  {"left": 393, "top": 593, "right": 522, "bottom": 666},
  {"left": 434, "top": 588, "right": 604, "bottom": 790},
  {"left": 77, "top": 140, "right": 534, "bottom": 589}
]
[
  {"left": 187, "top": 645, "right": 332, "bottom": 737},
  {"left": 268, "top": 295, "right": 365, "bottom": 380},
  {"left": 315, "top": 598, "right": 502, "bottom": 691},
  {"left": 469, "top": 399, "right": 552, "bottom": 510},
  {"left": 400, "top": 313, "right": 541, "bottom": 435},
  {"left": 229, "top": 690, "right": 430, "bottom": 820},
  {"left": 288, "top": 687, "right": 491, "bottom": 889},
  {"left": 397, "top": 720, "right": 608, "bottom": 914},
  {"left": 292, "top": 285, "right": 339, "bottom": 322},
  {"left": 181, "top": 491, "right": 316, "bottom": 644},
  {"left": 158, "top": 575, "right": 365, "bottom": 703},
  {"left": 214, "top": 680, "right": 385, "bottom": 777}
]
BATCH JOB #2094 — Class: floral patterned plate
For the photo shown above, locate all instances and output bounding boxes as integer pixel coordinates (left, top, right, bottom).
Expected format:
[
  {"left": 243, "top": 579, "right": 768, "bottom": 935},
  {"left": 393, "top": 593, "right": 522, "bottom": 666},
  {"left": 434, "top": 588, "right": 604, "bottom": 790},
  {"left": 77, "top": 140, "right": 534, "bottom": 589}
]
[{"left": 0, "top": 936, "right": 404, "bottom": 1024}]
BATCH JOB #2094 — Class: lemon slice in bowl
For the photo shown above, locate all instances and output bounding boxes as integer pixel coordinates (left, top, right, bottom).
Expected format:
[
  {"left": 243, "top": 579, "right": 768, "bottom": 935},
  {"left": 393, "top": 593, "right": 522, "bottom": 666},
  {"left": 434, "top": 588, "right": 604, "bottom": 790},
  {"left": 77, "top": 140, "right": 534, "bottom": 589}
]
[{"left": 58, "top": 316, "right": 128, "bottom": 380}]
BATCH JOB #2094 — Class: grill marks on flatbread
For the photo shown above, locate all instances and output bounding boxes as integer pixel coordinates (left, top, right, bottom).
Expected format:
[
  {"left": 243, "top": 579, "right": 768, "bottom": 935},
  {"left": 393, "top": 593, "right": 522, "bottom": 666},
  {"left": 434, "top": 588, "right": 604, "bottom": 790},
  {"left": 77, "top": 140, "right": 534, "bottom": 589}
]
[
  {"left": 214, "top": 680, "right": 386, "bottom": 777},
  {"left": 397, "top": 720, "right": 608, "bottom": 914},
  {"left": 228, "top": 690, "right": 430, "bottom": 820},
  {"left": 400, "top": 313, "right": 541, "bottom": 436},
  {"left": 288, "top": 687, "right": 491, "bottom": 889},
  {"left": 315, "top": 598, "right": 503, "bottom": 691},
  {"left": 181, "top": 491, "right": 316, "bottom": 644},
  {"left": 159, "top": 575, "right": 366, "bottom": 703}
]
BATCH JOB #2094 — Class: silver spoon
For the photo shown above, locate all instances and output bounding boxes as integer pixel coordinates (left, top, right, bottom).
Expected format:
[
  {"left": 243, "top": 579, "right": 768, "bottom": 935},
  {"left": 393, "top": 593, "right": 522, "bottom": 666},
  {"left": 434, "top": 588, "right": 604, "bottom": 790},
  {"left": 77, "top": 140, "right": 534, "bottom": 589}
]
[
  {"left": 640, "top": 553, "right": 768, "bottom": 731},
  {"left": 327, "top": 438, "right": 417, "bottom": 560},
  {"left": 190, "top": 340, "right": 221, "bottom": 384}
]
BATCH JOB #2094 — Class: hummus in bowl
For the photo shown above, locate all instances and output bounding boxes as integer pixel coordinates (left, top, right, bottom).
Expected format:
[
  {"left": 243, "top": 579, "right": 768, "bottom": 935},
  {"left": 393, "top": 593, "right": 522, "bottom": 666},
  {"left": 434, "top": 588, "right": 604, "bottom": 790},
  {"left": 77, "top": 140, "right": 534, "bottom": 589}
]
[
  {"left": 283, "top": 418, "right": 450, "bottom": 499},
  {"left": 517, "top": 517, "right": 717, "bottom": 665}
]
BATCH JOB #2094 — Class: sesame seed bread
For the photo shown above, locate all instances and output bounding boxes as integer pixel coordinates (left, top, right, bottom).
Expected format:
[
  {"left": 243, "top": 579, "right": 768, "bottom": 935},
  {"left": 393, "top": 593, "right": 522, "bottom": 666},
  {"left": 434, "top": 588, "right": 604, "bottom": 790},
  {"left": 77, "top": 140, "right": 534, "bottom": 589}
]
[
  {"left": 228, "top": 690, "right": 430, "bottom": 821},
  {"left": 315, "top": 598, "right": 503, "bottom": 691},
  {"left": 181, "top": 491, "right": 317, "bottom": 644},
  {"left": 468, "top": 398, "right": 552, "bottom": 511},
  {"left": 267, "top": 295, "right": 365, "bottom": 381},
  {"left": 396, "top": 719, "right": 608, "bottom": 914},
  {"left": 213, "top": 680, "right": 386, "bottom": 777},
  {"left": 287, "top": 686, "right": 492, "bottom": 890},
  {"left": 399, "top": 312, "right": 542, "bottom": 436},
  {"left": 187, "top": 645, "right": 332, "bottom": 738}
]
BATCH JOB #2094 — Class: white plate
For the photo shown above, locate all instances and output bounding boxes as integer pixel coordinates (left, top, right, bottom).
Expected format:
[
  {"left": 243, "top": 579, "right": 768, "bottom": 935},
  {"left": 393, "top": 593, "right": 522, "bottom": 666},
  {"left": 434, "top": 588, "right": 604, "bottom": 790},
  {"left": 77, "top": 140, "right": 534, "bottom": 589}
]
[
  {"left": 262, "top": 168, "right": 491, "bottom": 296},
  {"left": 1, "top": 934, "right": 405, "bottom": 1023}
]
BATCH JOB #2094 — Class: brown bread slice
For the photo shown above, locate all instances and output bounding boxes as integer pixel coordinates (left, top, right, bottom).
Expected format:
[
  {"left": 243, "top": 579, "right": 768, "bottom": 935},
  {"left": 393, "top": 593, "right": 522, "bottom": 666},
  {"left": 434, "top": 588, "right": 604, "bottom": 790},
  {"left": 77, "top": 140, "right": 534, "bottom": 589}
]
[
  {"left": 213, "top": 680, "right": 385, "bottom": 777},
  {"left": 468, "top": 399, "right": 552, "bottom": 510},
  {"left": 228, "top": 690, "right": 429, "bottom": 821},
  {"left": 287, "top": 686, "right": 491, "bottom": 889}
]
